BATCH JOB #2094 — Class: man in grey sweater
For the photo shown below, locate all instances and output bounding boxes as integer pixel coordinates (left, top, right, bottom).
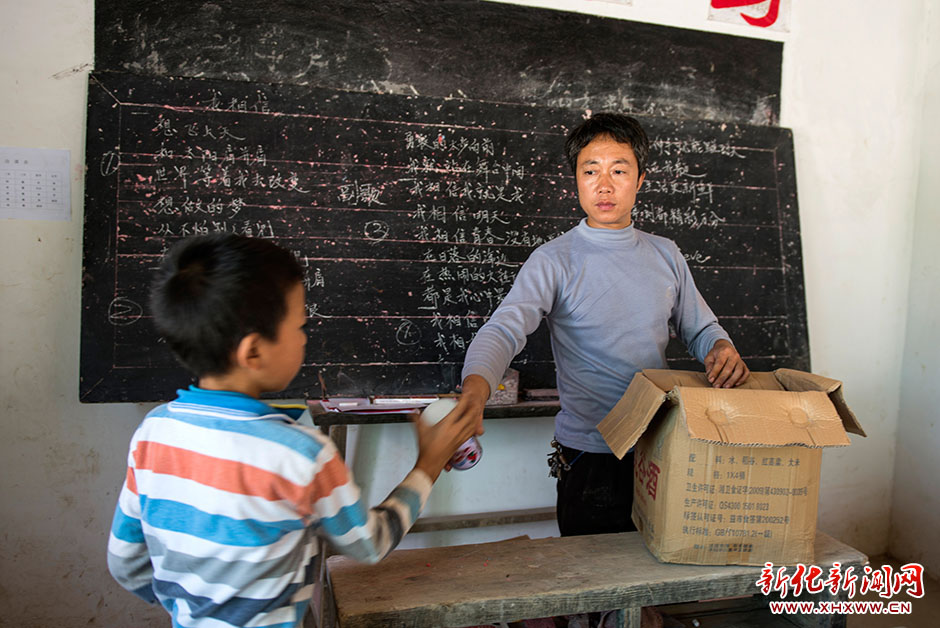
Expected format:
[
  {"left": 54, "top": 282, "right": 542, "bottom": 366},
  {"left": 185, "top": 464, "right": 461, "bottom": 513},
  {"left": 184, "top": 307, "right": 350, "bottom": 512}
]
[{"left": 455, "top": 112, "right": 749, "bottom": 536}]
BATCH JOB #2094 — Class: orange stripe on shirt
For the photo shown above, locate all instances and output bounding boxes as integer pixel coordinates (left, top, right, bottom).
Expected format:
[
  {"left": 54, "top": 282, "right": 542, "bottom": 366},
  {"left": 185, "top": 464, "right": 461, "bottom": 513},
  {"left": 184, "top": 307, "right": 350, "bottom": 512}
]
[
  {"left": 300, "top": 451, "right": 353, "bottom": 514},
  {"left": 133, "top": 440, "right": 308, "bottom": 505}
]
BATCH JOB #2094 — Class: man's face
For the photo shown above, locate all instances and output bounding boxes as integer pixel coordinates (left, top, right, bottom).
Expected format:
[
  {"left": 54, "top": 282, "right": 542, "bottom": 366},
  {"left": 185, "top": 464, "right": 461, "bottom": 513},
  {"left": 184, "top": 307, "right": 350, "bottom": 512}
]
[{"left": 575, "top": 134, "right": 645, "bottom": 230}]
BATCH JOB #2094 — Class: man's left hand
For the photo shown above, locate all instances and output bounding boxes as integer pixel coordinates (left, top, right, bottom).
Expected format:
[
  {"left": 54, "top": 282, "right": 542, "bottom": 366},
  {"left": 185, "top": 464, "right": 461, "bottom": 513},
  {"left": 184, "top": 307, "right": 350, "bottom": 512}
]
[{"left": 704, "top": 339, "right": 749, "bottom": 388}]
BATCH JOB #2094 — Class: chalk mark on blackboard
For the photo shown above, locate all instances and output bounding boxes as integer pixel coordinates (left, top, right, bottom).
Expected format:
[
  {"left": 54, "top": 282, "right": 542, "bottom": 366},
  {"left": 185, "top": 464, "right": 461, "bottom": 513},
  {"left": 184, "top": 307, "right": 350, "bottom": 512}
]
[
  {"left": 107, "top": 297, "right": 143, "bottom": 326},
  {"left": 395, "top": 319, "right": 422, "bottom": 346},
  {"left": 100, "top": 151, "right": 120, "bottom": 176},
  {"left": 363, "top": 220, "right": 390, "bottom": 244}
]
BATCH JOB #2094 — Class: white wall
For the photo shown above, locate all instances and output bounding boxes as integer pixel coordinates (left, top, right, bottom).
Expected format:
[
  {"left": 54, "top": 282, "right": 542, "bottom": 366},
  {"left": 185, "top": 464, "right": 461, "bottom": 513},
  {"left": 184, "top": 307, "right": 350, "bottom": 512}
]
[
  {"left": 891, "top": 1, "right": 940, "bottom": 575},
  {"left": 775, "top": 1, "right": 926, "bottom": 560},
  {"left": 0, "top": 1, "right": 935, "bottom": 626},
  {"left": 0, "top": 2, "right": 166, "bottom": 625}
]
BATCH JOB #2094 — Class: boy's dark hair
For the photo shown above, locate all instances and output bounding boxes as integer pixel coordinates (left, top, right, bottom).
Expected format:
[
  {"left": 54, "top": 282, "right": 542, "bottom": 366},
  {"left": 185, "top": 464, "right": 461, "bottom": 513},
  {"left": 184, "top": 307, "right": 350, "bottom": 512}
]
[
  {"left": 564, "top": 112, "right": 650, "bottom": 176},
  {"left": 150, "top": 234, "right": 304, "bottom": 377}
]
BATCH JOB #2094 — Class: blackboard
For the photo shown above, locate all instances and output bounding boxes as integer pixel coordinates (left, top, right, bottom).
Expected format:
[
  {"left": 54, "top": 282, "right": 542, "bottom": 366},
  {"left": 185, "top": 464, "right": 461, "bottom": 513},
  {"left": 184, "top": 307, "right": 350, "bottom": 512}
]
[
  {"left": 80, "top": 71, "right": 806, "bottom": 402},
  {"left": 94, "top": 0, "right": 783, "bottom": 126}
]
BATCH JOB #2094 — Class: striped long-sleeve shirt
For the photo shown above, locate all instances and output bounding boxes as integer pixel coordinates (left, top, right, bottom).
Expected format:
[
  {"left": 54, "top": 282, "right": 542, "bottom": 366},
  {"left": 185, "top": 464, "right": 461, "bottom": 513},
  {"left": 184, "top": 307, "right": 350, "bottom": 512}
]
[{"left": 107, "top": 386, "right": 431, "bottom": 628}]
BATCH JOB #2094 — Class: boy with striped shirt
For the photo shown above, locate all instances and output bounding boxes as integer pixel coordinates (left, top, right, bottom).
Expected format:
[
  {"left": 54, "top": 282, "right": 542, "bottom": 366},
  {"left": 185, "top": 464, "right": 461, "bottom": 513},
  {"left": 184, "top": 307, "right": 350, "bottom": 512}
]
[{"left": 107, "top": 234, "right": 478, "bottom": 628}]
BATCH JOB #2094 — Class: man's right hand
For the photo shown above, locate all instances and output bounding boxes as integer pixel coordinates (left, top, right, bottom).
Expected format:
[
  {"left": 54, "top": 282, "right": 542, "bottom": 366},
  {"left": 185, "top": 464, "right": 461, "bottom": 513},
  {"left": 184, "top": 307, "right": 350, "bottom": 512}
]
[{"left": 456, "top": 374, "right": 489, "bottom": 438}]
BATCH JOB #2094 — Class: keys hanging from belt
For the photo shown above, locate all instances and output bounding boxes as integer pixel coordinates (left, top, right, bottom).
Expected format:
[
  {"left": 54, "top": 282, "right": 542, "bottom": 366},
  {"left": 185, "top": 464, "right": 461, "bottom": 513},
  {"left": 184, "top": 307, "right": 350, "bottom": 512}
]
[{"left": 547, "top": 439, "right": 582, "bottom": 479}]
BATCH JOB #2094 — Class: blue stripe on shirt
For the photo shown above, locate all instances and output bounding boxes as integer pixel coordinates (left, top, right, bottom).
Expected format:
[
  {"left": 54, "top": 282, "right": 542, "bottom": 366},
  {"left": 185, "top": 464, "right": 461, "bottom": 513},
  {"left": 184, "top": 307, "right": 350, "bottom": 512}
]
[
  {"left": 111, "top": 504, "right": 146, "bottom": 543},
  {"left": 132, "top": 583, "right": 157, "bottom": 604},
  {"left": 140, "top": 496, "right": 304, "bottom": 546},
  {"left": 316, "top": 482, "right": 423, "bottom": 541},
  {"left": 160, "top": 578, "right": 302, "bottom": 628},
  {"left": 175, "top": 386, "right": 275, "bottom": 416},
  {"left": 318, "top": 501, "right": 369, "bottom": 538}
]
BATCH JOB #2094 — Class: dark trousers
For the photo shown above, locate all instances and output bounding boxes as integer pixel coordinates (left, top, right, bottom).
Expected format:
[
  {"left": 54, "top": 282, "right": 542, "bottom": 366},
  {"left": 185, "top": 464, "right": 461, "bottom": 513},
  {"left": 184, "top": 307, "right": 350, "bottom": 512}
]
[{"left": 556, "top": 444, "right": 636, "bottom": 537}]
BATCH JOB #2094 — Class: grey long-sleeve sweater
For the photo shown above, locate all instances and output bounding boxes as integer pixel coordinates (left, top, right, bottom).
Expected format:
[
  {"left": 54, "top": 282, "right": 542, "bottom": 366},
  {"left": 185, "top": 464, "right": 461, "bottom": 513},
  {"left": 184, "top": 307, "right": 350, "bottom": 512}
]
[{"left": 462, "top": 219, "right": 730, "bottom": 453}]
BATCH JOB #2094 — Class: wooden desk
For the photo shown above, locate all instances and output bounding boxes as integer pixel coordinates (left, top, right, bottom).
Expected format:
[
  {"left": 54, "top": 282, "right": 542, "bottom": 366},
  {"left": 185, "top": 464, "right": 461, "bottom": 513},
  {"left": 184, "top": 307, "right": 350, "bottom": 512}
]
[
  {"left": 308, "top": 401, "right": 562, "bottom": 627},
  {"left": 326, "top": 531, "right": 868, "bottom": 628}
]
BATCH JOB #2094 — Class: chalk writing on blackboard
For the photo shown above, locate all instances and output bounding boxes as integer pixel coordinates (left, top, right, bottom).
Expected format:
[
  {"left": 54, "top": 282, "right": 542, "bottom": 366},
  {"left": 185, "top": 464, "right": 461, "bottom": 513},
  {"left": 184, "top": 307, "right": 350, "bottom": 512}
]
[
  {"left": 81, "top": 72, "right": 806, "bottom": 402},
  {"left": 107, "top": 297, "right": 143, "bottom": 326}
]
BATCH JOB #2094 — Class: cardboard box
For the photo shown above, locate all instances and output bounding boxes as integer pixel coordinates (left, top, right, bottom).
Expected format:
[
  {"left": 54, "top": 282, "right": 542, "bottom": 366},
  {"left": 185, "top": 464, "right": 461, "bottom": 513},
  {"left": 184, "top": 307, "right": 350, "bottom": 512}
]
[{"left": 598, "top": 369, "right": 865, "bottom": 566}]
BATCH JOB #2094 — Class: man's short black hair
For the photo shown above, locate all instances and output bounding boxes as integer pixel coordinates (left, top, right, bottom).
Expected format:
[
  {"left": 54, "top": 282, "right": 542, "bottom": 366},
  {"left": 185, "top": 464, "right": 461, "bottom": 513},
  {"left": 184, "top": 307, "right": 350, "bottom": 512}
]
[
  {"left": 564, "top": 112, "right": 650, "bottom": 176},
  {"left": 150, "top": 234, "right": 304, "bottom": 377}
]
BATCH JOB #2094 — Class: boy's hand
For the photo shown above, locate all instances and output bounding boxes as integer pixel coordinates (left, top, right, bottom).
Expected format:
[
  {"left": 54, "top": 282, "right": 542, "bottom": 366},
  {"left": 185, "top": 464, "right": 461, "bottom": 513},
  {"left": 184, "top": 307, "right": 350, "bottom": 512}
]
[
  {"left": 413, "top": 402, "right": 480, "bottom": 482},
  {"left": 413, "top": 375, "right": 489, "bottom": 480},
  {"left": 704, "top": 339, "right": 749, "bottom": 388}
]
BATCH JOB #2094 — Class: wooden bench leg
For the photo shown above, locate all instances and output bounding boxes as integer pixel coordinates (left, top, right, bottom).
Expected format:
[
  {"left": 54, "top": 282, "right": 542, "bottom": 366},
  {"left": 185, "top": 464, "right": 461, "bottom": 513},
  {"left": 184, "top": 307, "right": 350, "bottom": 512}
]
[
  {"left": 320, "top": 551, "right": 338, "bottom": 628},
  {"left": 611, "top": 607, "right": 642, "bottom": 628},
  {"left": 320, "top": 580, "right": 338, "bottom": 628},
  {"left": 306, "top": 541, "right": 339, "bottom": 628}
]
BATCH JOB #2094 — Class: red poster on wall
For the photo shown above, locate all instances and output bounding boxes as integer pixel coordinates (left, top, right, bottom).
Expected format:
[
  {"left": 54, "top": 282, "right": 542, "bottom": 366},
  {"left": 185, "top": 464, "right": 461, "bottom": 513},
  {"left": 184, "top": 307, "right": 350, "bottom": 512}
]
[{"left": 709, "top": 0, "right": 790, "bottom": 31}]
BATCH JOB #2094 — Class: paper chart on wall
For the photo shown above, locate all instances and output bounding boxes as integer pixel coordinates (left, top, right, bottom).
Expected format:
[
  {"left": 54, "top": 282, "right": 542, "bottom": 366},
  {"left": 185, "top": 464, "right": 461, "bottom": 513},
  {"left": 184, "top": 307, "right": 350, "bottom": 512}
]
[{"left": 0, "top": 147, "right": 71, "bottom": 221}]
